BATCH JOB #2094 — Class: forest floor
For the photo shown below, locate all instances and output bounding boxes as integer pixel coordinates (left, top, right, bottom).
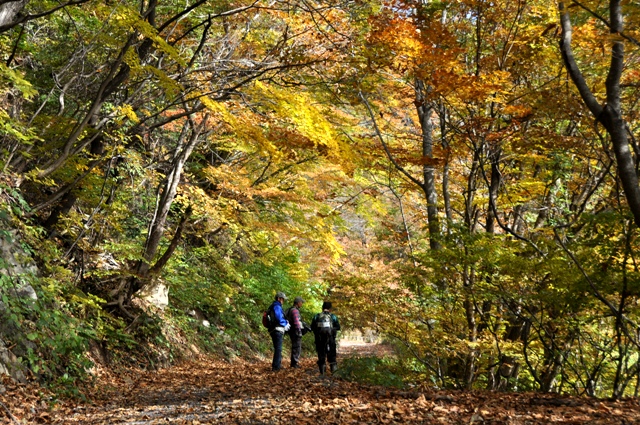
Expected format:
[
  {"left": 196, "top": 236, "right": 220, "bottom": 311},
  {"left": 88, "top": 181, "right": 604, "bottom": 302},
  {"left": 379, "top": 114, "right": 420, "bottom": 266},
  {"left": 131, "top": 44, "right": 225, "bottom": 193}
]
[{"left": 2, "top": 339, "right": 640, "bottom": 424}]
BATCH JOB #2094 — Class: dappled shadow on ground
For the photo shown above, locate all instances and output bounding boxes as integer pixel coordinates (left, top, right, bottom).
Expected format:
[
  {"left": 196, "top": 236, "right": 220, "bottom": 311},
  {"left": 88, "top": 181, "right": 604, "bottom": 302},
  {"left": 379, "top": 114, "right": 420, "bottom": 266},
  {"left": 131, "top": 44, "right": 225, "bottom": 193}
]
[
  {"left": 338, "top": 338, "right": 395, "bottom": 358},
  {"left": 2, "top": 341, "right": 640, "bottom": 424}
]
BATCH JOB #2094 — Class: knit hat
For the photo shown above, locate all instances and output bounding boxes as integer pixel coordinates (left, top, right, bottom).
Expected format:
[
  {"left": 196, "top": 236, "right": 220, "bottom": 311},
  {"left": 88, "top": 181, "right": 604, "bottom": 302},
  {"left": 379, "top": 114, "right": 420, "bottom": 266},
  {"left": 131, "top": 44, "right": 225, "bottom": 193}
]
[{"left": 322, "top": 301, "right": 332, "bottom": 310}]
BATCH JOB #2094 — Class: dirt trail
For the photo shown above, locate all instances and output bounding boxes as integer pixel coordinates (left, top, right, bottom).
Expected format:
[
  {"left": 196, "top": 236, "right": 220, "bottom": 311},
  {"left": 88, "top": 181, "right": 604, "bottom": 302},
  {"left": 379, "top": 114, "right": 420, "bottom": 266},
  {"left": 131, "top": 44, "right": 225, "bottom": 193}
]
[{"left": 2, "top": 340, "right": 640, "bottom": 424}]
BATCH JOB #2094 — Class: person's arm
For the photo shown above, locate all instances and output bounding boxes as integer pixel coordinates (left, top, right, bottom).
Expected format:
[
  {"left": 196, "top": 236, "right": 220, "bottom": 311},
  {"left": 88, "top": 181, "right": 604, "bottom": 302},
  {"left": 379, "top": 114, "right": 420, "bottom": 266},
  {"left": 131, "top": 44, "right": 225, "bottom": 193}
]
[
  {"left": 292, "top": 308, "right": 302, "bottom": 334},
  {"left": 310, "top": 314, "right": 318, "bottom": 332},
  {"left": 332, "top": 314, "right": 341, "bottom": 331}
]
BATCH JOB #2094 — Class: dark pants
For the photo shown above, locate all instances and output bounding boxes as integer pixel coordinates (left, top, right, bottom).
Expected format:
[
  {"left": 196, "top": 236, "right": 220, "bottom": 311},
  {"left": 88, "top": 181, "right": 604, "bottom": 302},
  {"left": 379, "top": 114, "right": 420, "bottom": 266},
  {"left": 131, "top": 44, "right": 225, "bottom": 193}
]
[
  {"left": 271, "top": 330, "right": 284, "bottom": 371},
  {"left": 289, "top": 333, "right": 302, "bottom": 367},
  {"left": 314, "top": 332, "right": 337, "bottom": 367}
]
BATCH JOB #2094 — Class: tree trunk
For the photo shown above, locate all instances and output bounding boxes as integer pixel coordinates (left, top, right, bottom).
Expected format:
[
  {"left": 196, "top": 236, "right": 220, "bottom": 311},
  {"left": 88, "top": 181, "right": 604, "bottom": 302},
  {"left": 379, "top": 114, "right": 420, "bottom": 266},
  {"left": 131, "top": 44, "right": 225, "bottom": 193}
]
[
  {"left": 0, "top": 0, "right": 28, "bottom": 31},
  {"left": 439, "top": 103, "right": 453, "bottom": 224},
  {"left": 462, "top": 264, "right": 478, "bottom": 389},
  {"left": 465, "top": 147, "right": 481, "bottom": 231},
  {"left": 486, "top": 145, "right": 501, "bottom": 233},
  {"left": 124, "top": 116, "right": 207, "bottom": 304},
  {"left": 415, "top": 78, "right": 441, "bottom": 250},
  {"left": 559, "top": 1, "right": 640, "bottom": 227}
]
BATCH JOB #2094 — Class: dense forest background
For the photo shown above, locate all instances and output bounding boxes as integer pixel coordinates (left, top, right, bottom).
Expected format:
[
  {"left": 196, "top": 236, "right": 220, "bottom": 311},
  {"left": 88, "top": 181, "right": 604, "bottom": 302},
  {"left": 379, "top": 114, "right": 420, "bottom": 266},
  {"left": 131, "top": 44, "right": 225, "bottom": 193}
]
[{"left": 1, "top": 0, "right": 640, "bottom": 401}]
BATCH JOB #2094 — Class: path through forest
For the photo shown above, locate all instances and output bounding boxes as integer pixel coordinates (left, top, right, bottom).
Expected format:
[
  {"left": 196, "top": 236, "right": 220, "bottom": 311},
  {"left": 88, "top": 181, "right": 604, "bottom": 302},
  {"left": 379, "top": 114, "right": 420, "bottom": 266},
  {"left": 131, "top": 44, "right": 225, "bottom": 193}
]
[{"left": 3, "top": 339, "right": 640, "bottom": 424}]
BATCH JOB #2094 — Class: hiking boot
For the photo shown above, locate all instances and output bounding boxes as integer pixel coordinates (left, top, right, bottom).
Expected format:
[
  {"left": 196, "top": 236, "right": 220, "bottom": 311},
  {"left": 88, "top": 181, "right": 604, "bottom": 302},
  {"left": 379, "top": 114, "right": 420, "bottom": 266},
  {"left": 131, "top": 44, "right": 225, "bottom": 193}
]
[
  {"left": 319, "top": 364, "right": 326, "bottom": 375},
  {"left": 330, "top": 363, "right": 337, "bottom": 373}
]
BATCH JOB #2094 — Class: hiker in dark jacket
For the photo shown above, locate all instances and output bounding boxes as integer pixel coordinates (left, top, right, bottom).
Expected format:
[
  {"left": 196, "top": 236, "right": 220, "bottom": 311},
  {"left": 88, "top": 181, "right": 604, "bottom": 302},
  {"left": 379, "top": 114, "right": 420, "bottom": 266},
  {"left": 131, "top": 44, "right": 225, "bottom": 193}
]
[
  {"left": 311, "top": 301, "right": 340, "bottom": 375},
  {"left": 270, "top": 292, "right": 290, "bottom": 371},
  {"left": 286, "top": 296, "right": 305, "bottom": 368}
]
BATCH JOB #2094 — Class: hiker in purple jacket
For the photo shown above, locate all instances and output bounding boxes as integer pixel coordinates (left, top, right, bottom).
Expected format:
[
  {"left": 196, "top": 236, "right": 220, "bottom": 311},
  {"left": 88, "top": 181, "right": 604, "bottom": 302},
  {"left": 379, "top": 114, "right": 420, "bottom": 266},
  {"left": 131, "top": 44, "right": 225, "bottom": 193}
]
[
  {"left": 286, "top": 296, "right": 305, "bottom": 368},
  {"left": 270, "top": 292, "right": 290, "bottom": 371}
]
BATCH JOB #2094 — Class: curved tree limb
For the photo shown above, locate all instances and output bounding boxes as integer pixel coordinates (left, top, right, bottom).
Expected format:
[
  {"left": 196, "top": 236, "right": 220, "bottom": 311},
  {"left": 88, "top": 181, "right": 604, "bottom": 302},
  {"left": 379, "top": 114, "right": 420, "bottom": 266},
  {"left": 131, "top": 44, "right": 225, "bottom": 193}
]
[
  {"left": 558, "top": 2, "right": 603, "bottom": 117},
  {"left": 148, "top": 205, "right": 193, "bottom": 275},
  {"left": 27, "top": 156, "right": 106, "bottom": 216}
]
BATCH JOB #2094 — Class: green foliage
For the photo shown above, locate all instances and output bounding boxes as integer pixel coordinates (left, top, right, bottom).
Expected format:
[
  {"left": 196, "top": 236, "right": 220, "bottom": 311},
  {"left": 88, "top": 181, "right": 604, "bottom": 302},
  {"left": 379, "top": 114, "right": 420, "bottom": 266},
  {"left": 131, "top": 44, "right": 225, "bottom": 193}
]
[
  {"left": 335, "top": 356, "right": 404, "bottom": 388},
  {"left": 0, "top": 281, "right": 96, "bottom": 398},
  {"left": 243, "top": 261, "right": 305, "bottom": 306},
  {"left": 167, "top": 245, "right": 237, "bottom": 315}
]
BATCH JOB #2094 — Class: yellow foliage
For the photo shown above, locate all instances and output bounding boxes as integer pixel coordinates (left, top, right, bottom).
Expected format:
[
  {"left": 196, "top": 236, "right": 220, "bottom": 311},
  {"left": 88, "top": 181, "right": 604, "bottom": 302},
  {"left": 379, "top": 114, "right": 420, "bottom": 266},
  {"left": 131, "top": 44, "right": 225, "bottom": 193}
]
[
  {"left": 0, "top": 63, "right": 37, "bottom": 99},
  {"left": 146, "top": 66, "right": 184, "bottom": 98},
  {"left": 114, "top": 104, "right": 140, "bottom": 123},
  {"left": 250, "top": 82, "right": 342, "bottom": 154},
  {"left": 112, "top": 4, "right": 186, "bottom": 67}
]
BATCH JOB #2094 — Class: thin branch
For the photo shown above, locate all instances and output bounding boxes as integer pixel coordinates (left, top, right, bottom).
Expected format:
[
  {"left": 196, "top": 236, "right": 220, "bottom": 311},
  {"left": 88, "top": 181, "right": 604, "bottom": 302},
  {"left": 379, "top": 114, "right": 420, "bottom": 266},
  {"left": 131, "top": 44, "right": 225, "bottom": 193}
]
[
  {"left": 35, "top": 33, "right": 136, "bottom": 179},
  {"left": 27, "top": 157, "right": 106, "bottom": 216},
  {"left": 63, "top": 158, "right": 118, "bottom": 258},
  {"left": 358, "top": 91, "right": 425, "bottom": 189},
  {"left": 5, "top": 23, "right": 23, "bottom": 66},
  {"left": 572, "top": 0, "right": 640, "bottom": 47},
  {"left": 476, "top": 152, "right": 545, "bottom": 255},
  {"left": 252, "top": 160, "right": 273, "bottom": 187},
  {"left": 325, "top": 185, "right": 371, "bottom": 216},
  {"left": 251, "top": 156, "right": 317, "bottom": 187},
  {"left": 0, "top": 401, "right": 20, "bottom": 424},
  {"left": 158, "top": 0, "right": 260, "bottom": 34},
  {"left": 553, "top": 228, "right": 640, "bottom": 351},
  {"left": 0, "top": 0, "right": 92, "bottom": 33}
]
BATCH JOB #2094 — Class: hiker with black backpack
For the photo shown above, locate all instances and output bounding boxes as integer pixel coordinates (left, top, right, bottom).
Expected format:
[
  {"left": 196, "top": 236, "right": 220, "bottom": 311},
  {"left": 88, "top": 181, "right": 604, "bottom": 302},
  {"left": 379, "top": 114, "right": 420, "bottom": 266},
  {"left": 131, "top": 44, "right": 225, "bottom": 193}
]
[
  {"left": 268, "top": 291, "right": 290, "bottom": 371},
  {"left": 311, "top": 301, "right": 341, "bottom": 375},
  {"left": 286, "top": 296, "right": 306, "bottom": 368}
]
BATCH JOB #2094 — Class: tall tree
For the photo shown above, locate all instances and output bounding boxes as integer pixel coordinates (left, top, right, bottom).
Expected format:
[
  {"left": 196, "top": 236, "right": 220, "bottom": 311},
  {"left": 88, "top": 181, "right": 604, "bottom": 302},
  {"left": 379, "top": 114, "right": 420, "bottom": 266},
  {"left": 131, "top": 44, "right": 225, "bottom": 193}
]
[{"left": 559, "top": 0, "right": 640, "bottom": 227}]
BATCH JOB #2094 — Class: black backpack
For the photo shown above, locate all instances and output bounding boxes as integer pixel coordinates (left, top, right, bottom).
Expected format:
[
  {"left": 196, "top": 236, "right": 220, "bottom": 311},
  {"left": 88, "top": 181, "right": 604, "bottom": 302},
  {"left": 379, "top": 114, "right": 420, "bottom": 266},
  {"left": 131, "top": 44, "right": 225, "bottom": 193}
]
[{"left": 316, "top": 311, "right": 333, "bottom": 335}]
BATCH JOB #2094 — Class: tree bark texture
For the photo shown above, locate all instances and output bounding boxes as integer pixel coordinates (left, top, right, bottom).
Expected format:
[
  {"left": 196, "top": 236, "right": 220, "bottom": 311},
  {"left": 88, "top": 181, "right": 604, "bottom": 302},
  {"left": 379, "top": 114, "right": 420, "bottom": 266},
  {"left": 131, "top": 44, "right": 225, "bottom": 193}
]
[{"left": 0, "top": 0, "right": 28, "bottom": 30}]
